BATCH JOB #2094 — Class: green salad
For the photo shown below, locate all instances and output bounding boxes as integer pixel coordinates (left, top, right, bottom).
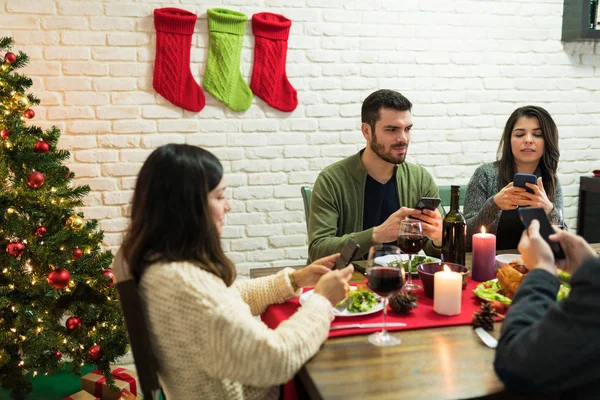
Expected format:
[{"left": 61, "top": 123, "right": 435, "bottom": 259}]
[
  {"left": 336, "top": 290, "right": 379, "bottom": 313},
  {"left": 388, "top": 256, "right": 437, "bottom": 273},
  {"left": 473, "top": 271, "right": 571, "bottom": 305}
]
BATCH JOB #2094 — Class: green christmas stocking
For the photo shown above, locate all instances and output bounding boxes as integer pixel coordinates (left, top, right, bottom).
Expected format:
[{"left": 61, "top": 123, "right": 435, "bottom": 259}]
[{"left": 203, "top": 8, "right": 253, "bottom": 112}]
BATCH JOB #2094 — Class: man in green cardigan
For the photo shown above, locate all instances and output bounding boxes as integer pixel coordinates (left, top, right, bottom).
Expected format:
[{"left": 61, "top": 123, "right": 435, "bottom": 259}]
[{"left": 308, "top": 89, "right": 443, "bottom": 262}]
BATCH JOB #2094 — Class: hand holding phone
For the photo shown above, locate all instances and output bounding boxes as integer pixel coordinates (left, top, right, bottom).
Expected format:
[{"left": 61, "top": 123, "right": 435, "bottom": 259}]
[
  {"left": 513, "top": 173, "right": 537, "bottom": 194},
  {"left": 414, "top": 197, "right": 441, "bottom": 211},
  {"left": 333, "top": 239, "right": 360, "bottom": 270},
  {"left": 518, "top": 207, "right": 565, "bottom": 260}
]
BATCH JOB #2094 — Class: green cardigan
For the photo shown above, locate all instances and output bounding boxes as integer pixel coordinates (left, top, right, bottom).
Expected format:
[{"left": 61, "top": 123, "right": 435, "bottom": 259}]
[{"left": 308, "top": 150, "right": 442, "bottom": 262}]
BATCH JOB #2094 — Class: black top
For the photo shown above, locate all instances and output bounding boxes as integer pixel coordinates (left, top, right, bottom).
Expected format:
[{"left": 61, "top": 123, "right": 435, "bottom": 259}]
[
  {"left": 494, "top": 257, "right": 600, "bottom": 399},
  {"left": 363, "top": 169, "right": 399, "bottom": 242}
]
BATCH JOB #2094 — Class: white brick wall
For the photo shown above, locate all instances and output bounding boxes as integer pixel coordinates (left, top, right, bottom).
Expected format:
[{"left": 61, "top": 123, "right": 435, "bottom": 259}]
[{"left": 2, "top": 0, "right": 599, "bottom": 275}]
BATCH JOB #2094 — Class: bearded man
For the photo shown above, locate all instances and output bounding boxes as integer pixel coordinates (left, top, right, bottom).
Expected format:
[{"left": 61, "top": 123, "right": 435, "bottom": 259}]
[{"left": 308, "top": 89, "right": 443, "bottom": 262}]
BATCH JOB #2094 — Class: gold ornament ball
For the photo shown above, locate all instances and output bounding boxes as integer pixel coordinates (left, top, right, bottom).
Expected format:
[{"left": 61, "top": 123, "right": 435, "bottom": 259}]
[
  {"left": 66, "top": 215, "right": 85, "bottom": 231},
  {"left": 12, "top": 93, "right": 30, "bottom": 108}
]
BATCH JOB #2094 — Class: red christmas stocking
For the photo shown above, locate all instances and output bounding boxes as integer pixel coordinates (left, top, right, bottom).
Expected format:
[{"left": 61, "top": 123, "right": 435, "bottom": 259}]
[
  {"left": 250, "top": 12, "right": 298, "bottom": 112},
  {"left": 153, "top": 8, "right": 205, "bottom": 112}
]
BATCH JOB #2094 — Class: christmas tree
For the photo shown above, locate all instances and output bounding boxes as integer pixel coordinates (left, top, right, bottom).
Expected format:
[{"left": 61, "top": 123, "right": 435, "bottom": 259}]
[{"left": 0, "top": 37, "right": 128, "bottom": 399}]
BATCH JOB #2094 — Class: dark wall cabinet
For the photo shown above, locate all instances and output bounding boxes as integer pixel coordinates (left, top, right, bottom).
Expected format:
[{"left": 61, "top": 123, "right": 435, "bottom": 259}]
[
  {"left": 562, "top": 0, "right": 600, "bottom": 40},
  {"left": 577, "top": 177, "right": 600, "bottom": 243}
]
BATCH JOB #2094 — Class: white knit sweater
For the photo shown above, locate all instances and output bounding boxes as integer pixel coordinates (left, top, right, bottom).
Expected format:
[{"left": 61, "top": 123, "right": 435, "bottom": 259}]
[{"left": 138, "top": 262, "right": 333, "bottom": 400}]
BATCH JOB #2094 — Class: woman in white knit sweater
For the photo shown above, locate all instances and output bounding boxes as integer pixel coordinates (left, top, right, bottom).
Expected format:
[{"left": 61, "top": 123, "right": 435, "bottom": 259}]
[{"left": 114, "top": 144, "right": 353, "bottom": 400}]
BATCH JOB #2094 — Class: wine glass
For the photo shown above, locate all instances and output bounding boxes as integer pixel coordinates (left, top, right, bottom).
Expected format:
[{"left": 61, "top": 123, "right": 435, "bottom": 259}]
[
  {"left": 366, "top": 245, "right": 406, "bottom": 347},
  {"left": 549, "top": 208, "right": 567, "bottom": 231},
  {"left": 398, "top": 219, "right": 424, "bottom": 292}
]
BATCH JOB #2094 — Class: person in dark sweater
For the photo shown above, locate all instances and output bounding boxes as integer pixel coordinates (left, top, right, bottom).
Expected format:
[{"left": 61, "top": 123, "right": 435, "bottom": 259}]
[{"left": 494, "top": 220, "right": 600, "bottom": 398}]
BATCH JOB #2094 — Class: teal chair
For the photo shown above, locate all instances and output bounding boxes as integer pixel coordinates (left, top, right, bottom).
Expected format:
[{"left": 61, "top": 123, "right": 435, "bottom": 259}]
[
  {"left": 438, "top": 185, "right": 466, "bottom": 215},
  {"left": 301, "top": 186, "right": 312, "bottom": 230}
]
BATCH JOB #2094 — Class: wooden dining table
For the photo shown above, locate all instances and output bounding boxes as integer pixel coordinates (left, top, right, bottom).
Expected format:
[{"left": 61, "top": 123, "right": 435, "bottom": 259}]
[{"left": 250, "top": 243, "right": 600, "bottom": 400}]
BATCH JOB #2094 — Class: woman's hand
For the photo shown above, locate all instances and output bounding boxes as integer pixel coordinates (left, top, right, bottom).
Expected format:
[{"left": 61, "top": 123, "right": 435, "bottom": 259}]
[
  {"left": 313, "top": 264, "right": 354, "bottom": 306},
  {"left": 292, "top": 253, "right": 340, "bottom": 288},
  {"left": 494, "top": 182, "right": 528, "bottom": 210},
  {"left": 520, "top": 177, "right": 554, "bottom": 214}
]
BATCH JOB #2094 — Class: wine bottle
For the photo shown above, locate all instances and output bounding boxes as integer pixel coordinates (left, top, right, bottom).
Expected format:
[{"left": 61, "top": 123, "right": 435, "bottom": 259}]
[{"left": 442, "top": 185, "right": 466, "bottom": 266}]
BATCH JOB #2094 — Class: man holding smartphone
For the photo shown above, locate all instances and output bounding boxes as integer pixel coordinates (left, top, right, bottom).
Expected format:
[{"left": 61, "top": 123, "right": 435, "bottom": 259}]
[
  {"left": 307, "top": 90, "right": 443, "bottom": 262},
  {"left": 494, "top": 220, "right": 600, "bottom": 397}
]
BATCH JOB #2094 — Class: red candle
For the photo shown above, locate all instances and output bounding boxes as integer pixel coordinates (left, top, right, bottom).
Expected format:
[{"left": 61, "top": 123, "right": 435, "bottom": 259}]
[{"left": 472, "top": 226, "right": 496, "bottom": 282}]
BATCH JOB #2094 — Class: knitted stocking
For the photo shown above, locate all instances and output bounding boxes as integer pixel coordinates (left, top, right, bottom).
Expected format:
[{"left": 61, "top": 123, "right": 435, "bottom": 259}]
[
  {"left": 250, "top": 12, "right": 297, "bottom": 112},
  {"left": 203, "top": 8, "right": 253, "bottom": 112},
  {"left": 153, "top": 8, "right": 205, "bottom": 112}
]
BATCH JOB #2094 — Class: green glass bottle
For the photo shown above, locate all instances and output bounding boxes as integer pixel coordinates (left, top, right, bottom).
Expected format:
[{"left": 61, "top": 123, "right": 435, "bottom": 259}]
[{"left": 442, "top": 185, "right": 466, "bottom": 266}]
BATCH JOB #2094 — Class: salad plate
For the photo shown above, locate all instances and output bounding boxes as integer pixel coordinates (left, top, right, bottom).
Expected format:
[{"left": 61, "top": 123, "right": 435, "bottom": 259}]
[
  {"left": 374, "top": 253, "right": 441, "bottom": 275},
  {"left": 300, "top": 287, "right": 383, "bottom": 317}
]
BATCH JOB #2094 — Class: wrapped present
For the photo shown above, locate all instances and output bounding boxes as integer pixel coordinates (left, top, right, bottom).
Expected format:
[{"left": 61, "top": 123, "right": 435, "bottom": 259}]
[
  {"left": 81, "top": 366, "right": 141, "bottom": 400},
  {"left": 118, "top": 389, "right": 139, "bottom": 400},
  {"left": 63, "top": 390, "right": 100, "bottom": 400}
]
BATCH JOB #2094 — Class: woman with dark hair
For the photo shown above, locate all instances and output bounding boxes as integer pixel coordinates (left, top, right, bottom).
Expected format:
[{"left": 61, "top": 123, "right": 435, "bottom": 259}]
[
  {"left": 464, "top": 105, "right": 563, "bottom": 245},
  {"left": 113, "top": 144, "right": 353, "bottom": 400}
]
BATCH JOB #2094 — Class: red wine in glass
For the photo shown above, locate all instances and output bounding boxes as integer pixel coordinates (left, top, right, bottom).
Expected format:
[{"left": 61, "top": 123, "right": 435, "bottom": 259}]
[
  {"left": 367, "top": 266, "right": 403, "bottom": 297},
  {"left": 397, "top": 234, "right": 425, "bottom": 254}
]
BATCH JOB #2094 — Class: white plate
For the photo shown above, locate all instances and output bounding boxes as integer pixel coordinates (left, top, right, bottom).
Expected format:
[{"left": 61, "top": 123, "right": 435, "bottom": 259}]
[
  {"left": 299, "top": 287, "right": 384, "bottom": 317},
  {"left": 495, "top": 254, "right": 521, "bottom": 269},
  {"left": 374, "top": 254, "right": 441, "bottom": 274}
]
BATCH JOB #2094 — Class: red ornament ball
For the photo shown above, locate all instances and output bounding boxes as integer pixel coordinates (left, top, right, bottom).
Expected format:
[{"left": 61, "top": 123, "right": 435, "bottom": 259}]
[
  {"left": 65, "top": 316, "right": 82, "bottom": 331},
  {"left": 102, "top": 269, "right": 115, "bottom": 287},
  {"left": 35, "top": 226, "right": 47, "bottom": 237},
  {"left": 27, "top": 171, "right": 44, "bottom": 188},
  {"left": 34, "top": 140, "right": 50, "bottom": 153},
  {"left": 1, "top": 129, "right": 10, "bottom": 140},
  {"left": 4, "top": 52, "right": 16, "bottom": 64},
  {"left": 23, "top": 109, "right": 35, "bottom": 119},
  {"left": 6, "top": 241, "right": 25, "bottom": 257},
  {"left": 72, "top": 248, "right": 83, "bottom": 260},
  {"left": 88, "top": 345, "right": 101, "bottom": 361},
  {"left": 47, "top": 268, "right": 71, "bottom": 289},
  {"left": 52, "top": 350, "right": 62, "bottom": 359}
]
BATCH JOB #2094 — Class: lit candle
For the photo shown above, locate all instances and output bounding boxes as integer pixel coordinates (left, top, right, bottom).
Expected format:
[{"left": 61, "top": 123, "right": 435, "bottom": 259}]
[
  {"left": 472, "top": 226, "right": 497, "bottom": 282},
  {"left": 433, "top": 265, "right": 462, "bottom": 316}
]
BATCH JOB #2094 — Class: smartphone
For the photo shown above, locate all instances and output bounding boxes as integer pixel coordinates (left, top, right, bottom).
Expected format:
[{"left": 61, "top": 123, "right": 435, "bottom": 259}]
[
  {"left": 414, "top": 197, "right": 441, "bottom": 211},
  {"left": 518, "top": 207, "right": 565, "bottom": 260},
  {"left": 333, "top": 238, "right": 360, "bottom": 270},
  {"left": 514, "top": 173, "right": 537, "bottom": 194}
]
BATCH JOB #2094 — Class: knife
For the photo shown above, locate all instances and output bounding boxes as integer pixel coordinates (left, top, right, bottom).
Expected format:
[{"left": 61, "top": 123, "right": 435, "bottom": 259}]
[
  {"left": 474, "top": 327, "right": 498, "bottom": 349},
  {"left": 330, "top": 322, "right": 407, "bottom": 330}
]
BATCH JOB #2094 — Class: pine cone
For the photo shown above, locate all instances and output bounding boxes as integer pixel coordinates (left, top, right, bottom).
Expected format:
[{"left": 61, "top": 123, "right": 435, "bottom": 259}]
[
  {"left": 389, "top": 292, "right": 418, "bottom": 314},
  {"left": 472, "top": 302, "right": 496, "bottom": 331}
]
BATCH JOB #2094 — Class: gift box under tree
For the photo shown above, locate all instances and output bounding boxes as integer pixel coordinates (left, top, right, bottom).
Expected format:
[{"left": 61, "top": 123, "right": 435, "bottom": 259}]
[
  {"left": 63, "top": 390, "right": 100, "bottom": 400},
  {"left": 81, "top": 367, "right": 141, "bottom": 400}
]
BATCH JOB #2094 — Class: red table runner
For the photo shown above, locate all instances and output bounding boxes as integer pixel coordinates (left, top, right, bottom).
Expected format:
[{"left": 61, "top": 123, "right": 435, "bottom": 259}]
[
  {"left": 262, "top": 276, "right": 492, "bottom": 338},
  {"left": 262, "top": 277, "right": 498, "bottom": 400}
]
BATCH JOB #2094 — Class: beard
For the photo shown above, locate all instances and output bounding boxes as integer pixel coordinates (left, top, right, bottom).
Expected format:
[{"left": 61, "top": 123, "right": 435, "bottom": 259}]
[{"left": 370, "top": 132, "right": 408, "bottom": 165}]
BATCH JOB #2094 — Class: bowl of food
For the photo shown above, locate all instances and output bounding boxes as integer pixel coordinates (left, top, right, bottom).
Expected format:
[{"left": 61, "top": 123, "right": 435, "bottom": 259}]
[
  {"left": 473, "top": 259, "right": 571, "bottom": 307},
  {"left": 417, "top": 262, "right": 469, "bottom": 299},
  {"left": 495, "top": 254, "right": 521, "bottom": 269}
]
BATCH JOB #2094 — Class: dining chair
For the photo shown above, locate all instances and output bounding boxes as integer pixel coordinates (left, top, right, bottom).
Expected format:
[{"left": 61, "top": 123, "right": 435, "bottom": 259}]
[
  {"left": 301, "top": 186, "right": 312, "bottom": 230},
  {"left": 114, "top": 251, "right": 163, "bottom": 400}
]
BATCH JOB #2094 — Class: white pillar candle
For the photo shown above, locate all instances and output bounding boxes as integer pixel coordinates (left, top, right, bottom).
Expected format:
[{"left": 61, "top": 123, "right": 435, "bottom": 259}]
[{"left": 433, "top": 265, "right": 462, "bottom": 316}]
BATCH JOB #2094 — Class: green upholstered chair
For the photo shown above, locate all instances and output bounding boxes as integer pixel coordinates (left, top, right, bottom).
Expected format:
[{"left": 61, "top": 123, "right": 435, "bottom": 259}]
[{"left": 301, "top": 186, "right": 312, "bottom": 230}]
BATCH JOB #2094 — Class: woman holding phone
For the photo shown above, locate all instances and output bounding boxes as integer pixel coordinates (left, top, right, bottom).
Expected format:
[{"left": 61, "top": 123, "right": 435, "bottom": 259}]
[
  {"left": 463, "top": 105, "right": 563, "bottom": 247},
  {"left": 113, "top": 144, "right": 353, "bottom": 400}
]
